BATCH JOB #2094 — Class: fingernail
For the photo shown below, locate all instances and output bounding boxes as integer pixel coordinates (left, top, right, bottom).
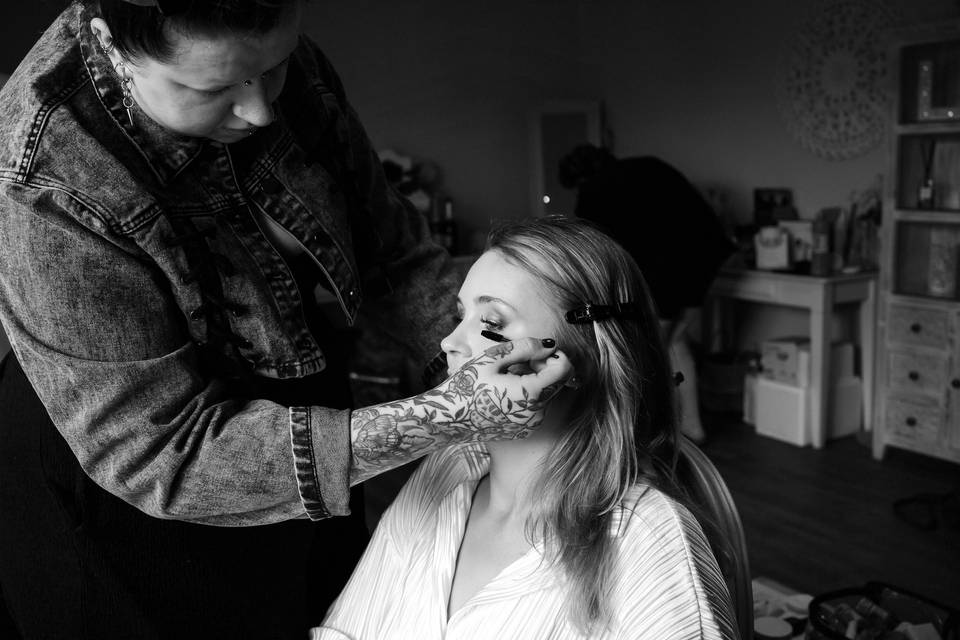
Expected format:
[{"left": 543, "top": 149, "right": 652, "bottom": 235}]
[
  {"left": 541, "top": 338, "right": 555, "bottom": 348},
  {"left": 481, "top": 330, "right": 509, "bottom": 343}
]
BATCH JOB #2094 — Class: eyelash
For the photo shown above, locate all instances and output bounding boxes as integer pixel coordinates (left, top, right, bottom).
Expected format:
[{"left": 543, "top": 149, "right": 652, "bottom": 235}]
[
  {"left": 451, "top": 314, "right": 503, "bottom": 331},
  {"left": 481, "top": 317, "right": 503, "bottom": 330}
]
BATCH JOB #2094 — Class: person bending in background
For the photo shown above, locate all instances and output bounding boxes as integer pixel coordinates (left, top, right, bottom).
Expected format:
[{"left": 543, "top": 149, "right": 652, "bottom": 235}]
[
  {"left": 559, "top": 144, "right": 736, "bottom": 444},
  {"left": 312, "top": 216, "right": 738, "bottom": 639}
]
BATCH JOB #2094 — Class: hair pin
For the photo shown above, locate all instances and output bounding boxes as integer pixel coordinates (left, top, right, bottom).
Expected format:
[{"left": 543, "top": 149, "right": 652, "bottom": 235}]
[{"left": 565, "top": 301, "right": 641, "bottom": 324}]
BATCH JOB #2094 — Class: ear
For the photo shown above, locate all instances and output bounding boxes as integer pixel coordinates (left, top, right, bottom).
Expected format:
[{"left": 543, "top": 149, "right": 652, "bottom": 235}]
[{"left": 90, "top": 18, "right": 118, "bottom": 60}]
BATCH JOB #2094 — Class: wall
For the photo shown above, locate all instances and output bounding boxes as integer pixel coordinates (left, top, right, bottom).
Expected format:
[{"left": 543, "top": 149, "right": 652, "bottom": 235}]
[{"left": 306, "top": 0, "right": 958, "bottom": 233}]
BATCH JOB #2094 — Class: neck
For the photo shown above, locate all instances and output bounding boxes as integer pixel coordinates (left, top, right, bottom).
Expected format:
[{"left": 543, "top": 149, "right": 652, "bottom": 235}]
[{"left": 481, "top": 409, "right": 567, "bottom": 518}]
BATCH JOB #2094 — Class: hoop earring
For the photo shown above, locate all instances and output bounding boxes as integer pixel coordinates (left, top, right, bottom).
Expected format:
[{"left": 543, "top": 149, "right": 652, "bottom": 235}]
[
  {"left": 99, "top": 39, "right": 114, "bottom": 55},
  {"left": 114, "top": 60, "right": 135, "bottom": 126}
]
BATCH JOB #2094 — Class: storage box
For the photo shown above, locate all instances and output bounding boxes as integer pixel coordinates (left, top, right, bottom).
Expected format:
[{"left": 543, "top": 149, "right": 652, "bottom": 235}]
[
  {"left": 754, "top": 377, "right": 810, "bottom": 446},
  {"left": 827, "top": 376, "right": 862, "bottom": 439},
  {"left": 754, "top": 226, "right": 792, "bottom": 270},
  {"left": 753, "top": 375, "right": 862, "bottom": 446},
  {"left": 760, "top": 337, "right": 855, "bottom": 386}
]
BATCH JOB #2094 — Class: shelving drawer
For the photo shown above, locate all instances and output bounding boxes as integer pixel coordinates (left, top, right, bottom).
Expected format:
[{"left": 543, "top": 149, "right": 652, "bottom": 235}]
[
  {"left": 885, "top": 396, "right": 943, "bottom": 445},
  {"left": 886, "top": 350, "right": 949, "bottom": 395},
  {"left": 887, "top": 303, "right": 951, "bottom": 348}
]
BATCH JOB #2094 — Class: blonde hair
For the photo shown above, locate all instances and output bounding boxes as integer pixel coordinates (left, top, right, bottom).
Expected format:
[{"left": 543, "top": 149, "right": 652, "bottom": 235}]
[{"left": 486, "top": 215, "right": 682, "bottom": 633}]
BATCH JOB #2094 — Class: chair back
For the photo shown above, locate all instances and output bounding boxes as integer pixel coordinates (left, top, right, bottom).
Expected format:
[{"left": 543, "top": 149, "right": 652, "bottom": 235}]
[{"left": 676, "top": 437, "right": 753, "bottom": 640}]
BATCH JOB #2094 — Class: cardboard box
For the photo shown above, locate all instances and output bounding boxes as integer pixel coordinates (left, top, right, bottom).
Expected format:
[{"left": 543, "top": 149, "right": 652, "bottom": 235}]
[
  {"left": 760, "top": 337, "right": 855, "bottom": 386},
  {"left": 753, "top": 375, "right": 862, "bottom": 446}
]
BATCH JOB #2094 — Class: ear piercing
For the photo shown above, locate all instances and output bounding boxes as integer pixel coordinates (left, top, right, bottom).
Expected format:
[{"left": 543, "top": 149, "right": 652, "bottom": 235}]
[{"left": 114, "top": 61, "right": 135, "bottom": 126}]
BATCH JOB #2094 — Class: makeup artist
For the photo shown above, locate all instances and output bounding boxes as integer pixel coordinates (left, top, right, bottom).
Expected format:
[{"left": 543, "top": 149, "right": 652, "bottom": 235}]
[{"left": 0, "top": 1, "right": 570, "bottom": 638}]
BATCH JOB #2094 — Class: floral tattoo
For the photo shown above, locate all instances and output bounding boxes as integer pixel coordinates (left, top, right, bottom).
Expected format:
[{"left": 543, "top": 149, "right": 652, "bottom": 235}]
[{"left": 349, "top": 346, "right": 563, "bottom": 483}]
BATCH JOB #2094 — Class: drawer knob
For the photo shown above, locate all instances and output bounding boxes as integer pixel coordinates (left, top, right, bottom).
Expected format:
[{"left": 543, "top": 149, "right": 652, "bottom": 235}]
[
  {"left": 908, "top": 371, "right": 919, "bottom": 381},
  {"left": 952, "top": 379, "right": 960, "bottom": 389},
  {"left": 905, "top": 417, "right": 917, "bottom": 427},
  {"left": 910, "top": 323, "right": 922, "bottom": 333}
]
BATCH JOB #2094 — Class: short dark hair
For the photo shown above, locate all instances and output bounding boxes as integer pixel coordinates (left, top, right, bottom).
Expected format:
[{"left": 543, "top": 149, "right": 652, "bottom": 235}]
[
  {"left": 557, "top": 143, "right": 615, "bottom": 190},
  {"left": 85, "top": 0, "right": 301, "bottom": 63}
]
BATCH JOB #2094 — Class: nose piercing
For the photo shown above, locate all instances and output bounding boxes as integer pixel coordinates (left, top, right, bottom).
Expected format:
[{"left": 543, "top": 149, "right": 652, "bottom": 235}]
[{"left": 243, "top": 79, "right": 253, "bottom": 87}]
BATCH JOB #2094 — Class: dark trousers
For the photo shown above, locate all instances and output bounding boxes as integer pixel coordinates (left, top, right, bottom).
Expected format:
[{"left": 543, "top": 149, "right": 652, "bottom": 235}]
[{"left": 0, "top": 354, "right": 369, "bottom": 640}]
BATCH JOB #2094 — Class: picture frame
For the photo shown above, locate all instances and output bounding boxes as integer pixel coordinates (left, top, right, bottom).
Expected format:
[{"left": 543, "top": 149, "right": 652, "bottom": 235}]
[
  {"left": 753, "top": 188, "right": 797, "bottom": 227},
  {"left": 917, "top": 58, "right": 960, "bottom": 122}
]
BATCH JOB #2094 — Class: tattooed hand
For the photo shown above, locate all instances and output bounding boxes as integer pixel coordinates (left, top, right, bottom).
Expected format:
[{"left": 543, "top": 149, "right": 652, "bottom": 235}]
[{"left": 348, "top": 337, "right": 571, "bottom": 485}]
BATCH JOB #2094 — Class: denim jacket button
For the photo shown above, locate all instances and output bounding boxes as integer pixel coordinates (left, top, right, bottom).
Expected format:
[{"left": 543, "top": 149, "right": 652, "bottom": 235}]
[
  {"left": 347, "top": 289, "right": 358, "bottom": 300},
  {"left": 259, "top": 177, "right": 283, "bottom": 194}
]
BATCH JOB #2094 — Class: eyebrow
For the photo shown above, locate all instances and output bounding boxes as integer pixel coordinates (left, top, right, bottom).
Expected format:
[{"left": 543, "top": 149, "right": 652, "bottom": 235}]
[
  {"left": 193, "top": 54, "right": 293, "bottom": 91},
  {"left": 461, "top": 295, "right": 517, "bottom": 311}
]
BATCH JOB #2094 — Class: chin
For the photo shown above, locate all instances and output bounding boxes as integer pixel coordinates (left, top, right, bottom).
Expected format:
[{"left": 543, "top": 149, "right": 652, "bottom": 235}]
[{"left": 208, "top": 128, "right": 254, "bottom": 144}]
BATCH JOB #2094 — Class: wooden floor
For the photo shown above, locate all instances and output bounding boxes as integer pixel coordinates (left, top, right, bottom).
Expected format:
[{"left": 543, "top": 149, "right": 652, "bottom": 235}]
[{"left": 702, "top": 414, "right": 960, "bottom": 610}]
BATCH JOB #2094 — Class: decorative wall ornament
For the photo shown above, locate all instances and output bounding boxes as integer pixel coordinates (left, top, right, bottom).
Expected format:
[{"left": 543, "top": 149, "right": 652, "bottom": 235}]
[{"left": 776, "top": 0, "right": 901, "bottom": 161}]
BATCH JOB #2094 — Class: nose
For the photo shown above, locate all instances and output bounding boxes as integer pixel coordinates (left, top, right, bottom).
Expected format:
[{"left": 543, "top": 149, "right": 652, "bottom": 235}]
[
  {"left": 233, "top": 80, "right": 276, "bottom": 128},
  {"left": 440, "top": 322, "right": 472, "bottom": 364}
]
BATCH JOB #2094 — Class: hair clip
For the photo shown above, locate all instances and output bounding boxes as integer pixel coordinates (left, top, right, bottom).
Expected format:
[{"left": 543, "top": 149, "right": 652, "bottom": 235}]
[{"left": 564, "top": 301, "right": 641, "bottom": 324}]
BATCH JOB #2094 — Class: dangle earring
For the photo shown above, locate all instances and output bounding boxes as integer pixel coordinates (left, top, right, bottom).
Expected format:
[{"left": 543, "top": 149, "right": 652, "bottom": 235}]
[{"left": 114, "top": 60, "right": 135, "bottom": 126}]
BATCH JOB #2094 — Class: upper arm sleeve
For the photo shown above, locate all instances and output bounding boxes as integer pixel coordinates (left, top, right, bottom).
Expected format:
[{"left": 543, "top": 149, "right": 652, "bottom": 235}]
[{"left": 0, "top": 189, "right": 349, "bottom": 525}]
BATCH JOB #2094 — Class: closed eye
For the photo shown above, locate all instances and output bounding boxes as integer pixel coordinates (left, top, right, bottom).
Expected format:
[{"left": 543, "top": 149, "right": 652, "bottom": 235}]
[
  {"left": 481, "top": 317, "right": 503, "bottom": 331},
  {"left": 202, "top": 86, "right": 233, "bottom": 96}
]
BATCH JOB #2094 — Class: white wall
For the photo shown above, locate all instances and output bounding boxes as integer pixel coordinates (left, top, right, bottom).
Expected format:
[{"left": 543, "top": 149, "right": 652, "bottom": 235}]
[{"left": 305, "top": 0, "right": 958, "bottom": 232}]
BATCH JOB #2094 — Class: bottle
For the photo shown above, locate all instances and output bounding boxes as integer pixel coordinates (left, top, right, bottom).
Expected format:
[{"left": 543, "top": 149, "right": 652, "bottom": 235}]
[
  {"left": 810, "top": 217, "right": 832, "bottom": 276},
  {"left": 437, "top": 197, "right": 458, "bottom": 255},
  {"left": 918, "top": 178, "right": 935, "bottom": 209}
]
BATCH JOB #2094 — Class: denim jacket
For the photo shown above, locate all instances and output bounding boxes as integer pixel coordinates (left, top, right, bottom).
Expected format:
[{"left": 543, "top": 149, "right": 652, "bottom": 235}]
[{"left": 0, "top": 4, "right": 457, "bottom": 525}]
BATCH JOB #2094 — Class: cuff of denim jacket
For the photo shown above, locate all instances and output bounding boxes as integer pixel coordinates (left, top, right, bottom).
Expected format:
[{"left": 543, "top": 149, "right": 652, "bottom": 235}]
[{"left": 289, "top": 406, "right": 353, "bottom": 520}]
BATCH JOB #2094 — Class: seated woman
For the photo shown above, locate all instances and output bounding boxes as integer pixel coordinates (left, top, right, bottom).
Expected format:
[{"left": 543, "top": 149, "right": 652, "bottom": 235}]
[{"left": 312, "top": 216, "right": 739, "bottom": 639}]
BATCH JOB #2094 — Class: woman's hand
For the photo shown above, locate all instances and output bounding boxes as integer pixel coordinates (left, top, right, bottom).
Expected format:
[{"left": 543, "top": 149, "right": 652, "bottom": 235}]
[
  {"left": 348, "top": 337, "right": 572, "bottom": 484},
  {"left": 428, "top": 336, "right": 571, "bottom": 439}
]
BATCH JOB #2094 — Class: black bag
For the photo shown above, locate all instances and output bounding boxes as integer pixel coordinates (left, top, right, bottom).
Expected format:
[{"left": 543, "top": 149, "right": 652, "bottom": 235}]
[{"left": 806, "top": 581, "right": 959, "bottom": 640}]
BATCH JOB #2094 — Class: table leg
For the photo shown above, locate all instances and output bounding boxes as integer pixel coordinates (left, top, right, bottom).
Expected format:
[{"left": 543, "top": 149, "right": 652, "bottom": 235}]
[
  {"left": 809, "top": 288, "right": 831, "bottom": 449},
  {"left": 859, "top": 278, "right": 876, "bottom": 432}
]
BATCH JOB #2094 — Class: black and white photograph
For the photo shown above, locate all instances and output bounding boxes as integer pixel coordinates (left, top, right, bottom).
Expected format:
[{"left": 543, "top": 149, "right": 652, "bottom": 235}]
[{"left": 0, "top": 1, "right": 958, "bottom": 639}]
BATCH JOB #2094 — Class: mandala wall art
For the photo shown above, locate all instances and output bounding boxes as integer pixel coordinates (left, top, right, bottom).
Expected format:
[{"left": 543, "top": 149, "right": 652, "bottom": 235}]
[{"left": 776, "top": 0, "right": 901, "bottom": 161}]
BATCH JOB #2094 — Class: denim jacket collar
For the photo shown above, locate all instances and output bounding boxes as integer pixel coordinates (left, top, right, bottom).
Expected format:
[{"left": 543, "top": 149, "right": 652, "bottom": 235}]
[{"left": 77, "top": 4, "right": 206, "bottom": 185}]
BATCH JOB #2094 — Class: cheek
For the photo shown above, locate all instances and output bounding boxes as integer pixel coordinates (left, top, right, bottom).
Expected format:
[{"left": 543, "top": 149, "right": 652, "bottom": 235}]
[{"left": 139, "top": 87, "right": 231, "bottom": 135}]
